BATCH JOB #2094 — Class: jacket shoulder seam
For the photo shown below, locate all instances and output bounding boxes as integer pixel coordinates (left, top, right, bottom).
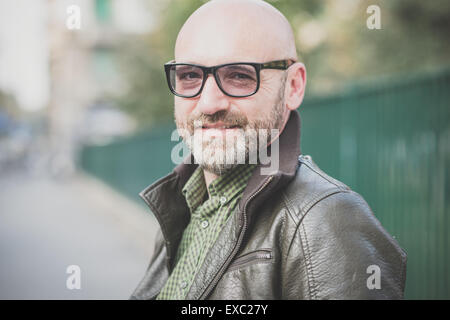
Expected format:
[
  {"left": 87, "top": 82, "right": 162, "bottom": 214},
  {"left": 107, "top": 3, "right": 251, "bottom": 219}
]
[
  {"left": 283, "top": 157, "right": 350, "bottom": 221},
  {"left": 299, "top": 222, "right": 318, "bottom": 299},
  {"left": 283, "top": 186, "right": 346, "bottom": 223},
  {"left": 281, "top": 189, "right": 300, "bottom": 224},
  {"left": 299, "top": 157, "right": 350, "bottom": 190},
  {"left": 299, "top": 188, "right": 346, "bottom": 220}
]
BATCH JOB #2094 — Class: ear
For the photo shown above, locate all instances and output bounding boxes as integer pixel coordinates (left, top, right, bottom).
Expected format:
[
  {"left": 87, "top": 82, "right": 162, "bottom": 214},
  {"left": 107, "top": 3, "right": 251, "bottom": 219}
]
[{"left": 284, "top": 62, "right": 307, "bottom": 111}]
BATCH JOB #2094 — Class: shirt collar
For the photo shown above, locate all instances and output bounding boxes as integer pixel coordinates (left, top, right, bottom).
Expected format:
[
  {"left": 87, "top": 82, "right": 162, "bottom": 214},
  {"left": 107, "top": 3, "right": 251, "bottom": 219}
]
[
  {"left": 182, "top": 166, "right": 206, "bottom": 213},
  {"left": 182, "top": 164, "right": 257, "bottom": 213}
]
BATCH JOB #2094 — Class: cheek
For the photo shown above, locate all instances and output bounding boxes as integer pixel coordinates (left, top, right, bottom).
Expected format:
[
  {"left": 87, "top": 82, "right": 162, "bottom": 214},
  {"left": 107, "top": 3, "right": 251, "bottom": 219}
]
[
  {"left": 175, "top": 98, "right": 197, "bottom": 121},
  {"left": 234, "top": 95, "right": 273, "bottom": 122}
]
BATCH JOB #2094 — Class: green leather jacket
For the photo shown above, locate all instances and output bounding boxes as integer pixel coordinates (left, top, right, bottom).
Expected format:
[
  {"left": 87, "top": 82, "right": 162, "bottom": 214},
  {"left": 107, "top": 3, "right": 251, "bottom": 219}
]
[{"left": 131, "top": 111, "right": 407, "bottom": 300}]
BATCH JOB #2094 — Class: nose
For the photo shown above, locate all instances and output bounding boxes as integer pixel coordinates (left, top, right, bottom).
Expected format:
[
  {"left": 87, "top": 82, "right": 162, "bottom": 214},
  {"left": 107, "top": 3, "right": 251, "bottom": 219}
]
[{"left": 196, "top": 74, "right": 229, "bottom": 115}]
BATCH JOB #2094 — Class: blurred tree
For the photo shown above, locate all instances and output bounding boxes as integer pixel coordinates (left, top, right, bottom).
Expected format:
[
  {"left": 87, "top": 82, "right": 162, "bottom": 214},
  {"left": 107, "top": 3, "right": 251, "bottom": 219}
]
[
  {"left": 0, "top": 90, "right": 20, "bottom": 118},
  {"left": 114, "top": 0, "right": 450, "bottom": 128},
  {"left": 115, "top": 36, "right": 171, "bottom": 128}
]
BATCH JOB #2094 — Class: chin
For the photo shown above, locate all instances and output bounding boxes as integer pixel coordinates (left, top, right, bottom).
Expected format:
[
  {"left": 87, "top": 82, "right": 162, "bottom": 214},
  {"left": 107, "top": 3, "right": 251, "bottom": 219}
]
[{"left": 192, "top": 144, "right": 247, "bottom": 175}]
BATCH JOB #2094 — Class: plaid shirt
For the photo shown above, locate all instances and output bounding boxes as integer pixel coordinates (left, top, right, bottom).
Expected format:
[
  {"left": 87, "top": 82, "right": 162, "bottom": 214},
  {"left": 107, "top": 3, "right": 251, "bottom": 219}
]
[{"left": 156, "top": 164, "right": 256, "bottom": 299}]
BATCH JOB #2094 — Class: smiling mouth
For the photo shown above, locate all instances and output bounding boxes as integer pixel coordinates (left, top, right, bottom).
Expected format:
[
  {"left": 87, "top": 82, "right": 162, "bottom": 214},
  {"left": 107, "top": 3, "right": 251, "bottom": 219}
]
[
  {"left": 202, "top": 125, "right": 240, "bottom": 129},
  {"left": 200, "top": 122, "right": 242, "bottom": 130}
]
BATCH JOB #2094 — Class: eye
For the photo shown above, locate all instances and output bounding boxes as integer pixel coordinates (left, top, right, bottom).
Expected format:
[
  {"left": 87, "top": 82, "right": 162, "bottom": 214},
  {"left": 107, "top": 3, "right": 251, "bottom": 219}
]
[
  {"left": 179, "top": 72, "right": 202, "bottom": 80},
  {"left": 230, "top": 72, "right": 253, "bottom": 80}
]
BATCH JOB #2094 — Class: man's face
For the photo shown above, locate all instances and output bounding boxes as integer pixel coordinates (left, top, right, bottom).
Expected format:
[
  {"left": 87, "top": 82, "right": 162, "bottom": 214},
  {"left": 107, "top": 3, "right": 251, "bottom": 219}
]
[
  {"left": 174, "top": 19, "right": 289, "bottom": 175},
  {"left": 174, "top": 68, "right": 287, "bottom": 175}
]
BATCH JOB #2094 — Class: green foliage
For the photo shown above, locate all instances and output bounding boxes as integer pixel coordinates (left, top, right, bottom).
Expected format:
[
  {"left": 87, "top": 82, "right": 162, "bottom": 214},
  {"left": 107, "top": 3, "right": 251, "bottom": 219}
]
[
  {"left": 115, "top": 37, "right": 172, "bottom": 128},
  {"left": 0, "top": 90, "right": 20, "bottom": 117}
]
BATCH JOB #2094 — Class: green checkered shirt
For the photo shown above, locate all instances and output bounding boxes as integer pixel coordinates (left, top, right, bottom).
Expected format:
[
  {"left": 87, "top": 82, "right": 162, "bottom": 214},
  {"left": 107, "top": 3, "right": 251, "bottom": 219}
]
[{"left": 156, "top": 164, "right": 256, "bottom": 300}]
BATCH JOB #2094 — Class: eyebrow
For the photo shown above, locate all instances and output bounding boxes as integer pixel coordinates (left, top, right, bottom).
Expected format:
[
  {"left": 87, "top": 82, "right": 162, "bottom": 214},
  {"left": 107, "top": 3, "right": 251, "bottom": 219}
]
[
  {"left": 222, "top": 65, "right": 254, "bottom": 72},
  {"left": 176, "top": 65, "right": 201, "bottom": 72}
]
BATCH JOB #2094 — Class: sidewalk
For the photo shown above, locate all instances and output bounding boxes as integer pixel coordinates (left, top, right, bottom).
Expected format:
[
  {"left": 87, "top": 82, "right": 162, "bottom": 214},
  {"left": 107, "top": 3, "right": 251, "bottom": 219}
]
[{"left": 0, "top": 170, "right": 158, "bottom": 299}]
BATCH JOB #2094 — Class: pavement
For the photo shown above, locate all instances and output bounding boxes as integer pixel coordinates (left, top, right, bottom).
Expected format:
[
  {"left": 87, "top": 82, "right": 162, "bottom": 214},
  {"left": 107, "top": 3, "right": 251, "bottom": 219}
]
[{"left": 0, "top": 169, "right": 158, "bottom": 299}]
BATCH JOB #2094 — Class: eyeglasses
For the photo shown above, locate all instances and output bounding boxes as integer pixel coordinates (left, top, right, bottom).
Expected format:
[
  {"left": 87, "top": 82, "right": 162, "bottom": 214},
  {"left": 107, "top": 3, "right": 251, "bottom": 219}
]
[{"left": 164, "top": 59, "right": 295, "bottom": 98}]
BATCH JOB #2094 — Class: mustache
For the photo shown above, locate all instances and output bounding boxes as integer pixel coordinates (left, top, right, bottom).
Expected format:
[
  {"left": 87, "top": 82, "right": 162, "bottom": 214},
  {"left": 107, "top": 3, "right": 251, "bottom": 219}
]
[{"left": 187, "top": 110, "right": 249, "bottom": 129}]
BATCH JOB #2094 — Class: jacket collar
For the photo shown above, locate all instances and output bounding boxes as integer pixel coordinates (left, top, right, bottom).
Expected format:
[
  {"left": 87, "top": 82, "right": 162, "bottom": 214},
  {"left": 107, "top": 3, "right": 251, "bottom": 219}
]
[
  {"left": 139, "top": 110, "right": 302, "bottom": 267},
  {"left": 238, "top": 110, "right": 301, "bottom": 219}
]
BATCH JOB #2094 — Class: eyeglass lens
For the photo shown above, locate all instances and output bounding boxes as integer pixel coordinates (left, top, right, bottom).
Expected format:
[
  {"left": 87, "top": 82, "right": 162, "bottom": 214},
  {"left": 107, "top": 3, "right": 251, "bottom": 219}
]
[{"left": 169, "top": 64, "right": 258, "bottom": 97}]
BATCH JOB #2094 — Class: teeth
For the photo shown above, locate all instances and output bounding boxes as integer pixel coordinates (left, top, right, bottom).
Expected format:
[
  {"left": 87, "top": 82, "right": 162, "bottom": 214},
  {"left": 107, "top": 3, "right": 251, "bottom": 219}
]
[
  {"left": 199, "top": 124, "right": 242, "bottom": 129},
  {"left": 203, "top": 126, "right": 234, "bottom": 129}
]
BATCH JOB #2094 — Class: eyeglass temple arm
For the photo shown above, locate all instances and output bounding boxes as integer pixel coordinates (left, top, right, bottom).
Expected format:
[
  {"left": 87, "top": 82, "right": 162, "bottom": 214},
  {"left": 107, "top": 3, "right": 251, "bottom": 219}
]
[{"left": 261, "top": 59, "right": 296, "bottom": 70}]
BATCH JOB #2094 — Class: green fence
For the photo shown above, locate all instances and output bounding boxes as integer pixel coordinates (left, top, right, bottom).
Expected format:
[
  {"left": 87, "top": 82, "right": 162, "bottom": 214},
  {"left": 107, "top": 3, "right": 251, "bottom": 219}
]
[{"left": 80, "top": 69, "right": 450, "bottom": 299}]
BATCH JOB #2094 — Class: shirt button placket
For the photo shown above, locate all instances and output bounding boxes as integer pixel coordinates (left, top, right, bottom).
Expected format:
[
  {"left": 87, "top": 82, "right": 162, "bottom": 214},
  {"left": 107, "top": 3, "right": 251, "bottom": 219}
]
[{"left": 201, "top": 220, "right": 209, "bottom": 229}]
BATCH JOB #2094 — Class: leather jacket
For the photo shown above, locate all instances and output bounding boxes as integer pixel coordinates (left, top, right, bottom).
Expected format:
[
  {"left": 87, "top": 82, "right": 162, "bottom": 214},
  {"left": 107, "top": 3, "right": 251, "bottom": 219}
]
[{"left": 131, "top": 110, "right": 407, "bottom": 300}]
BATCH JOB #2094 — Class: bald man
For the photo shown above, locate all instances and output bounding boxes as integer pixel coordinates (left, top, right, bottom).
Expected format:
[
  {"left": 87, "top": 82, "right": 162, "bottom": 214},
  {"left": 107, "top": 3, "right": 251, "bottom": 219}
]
[{"left": 131, "top": 0, "right": 407, "bottom": 300}]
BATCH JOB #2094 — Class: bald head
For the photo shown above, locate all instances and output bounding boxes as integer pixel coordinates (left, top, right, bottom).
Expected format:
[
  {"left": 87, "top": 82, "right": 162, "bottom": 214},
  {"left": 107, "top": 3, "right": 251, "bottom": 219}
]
[{"left": 175, "top": 0, "right": 297, "bottom": 65}]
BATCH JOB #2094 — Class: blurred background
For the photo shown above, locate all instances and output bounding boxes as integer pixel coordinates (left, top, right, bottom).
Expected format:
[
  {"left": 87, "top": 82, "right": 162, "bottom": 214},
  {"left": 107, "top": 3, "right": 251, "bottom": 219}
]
[{"left": 0, "top": 0, "right": 449, "bottom": 299}]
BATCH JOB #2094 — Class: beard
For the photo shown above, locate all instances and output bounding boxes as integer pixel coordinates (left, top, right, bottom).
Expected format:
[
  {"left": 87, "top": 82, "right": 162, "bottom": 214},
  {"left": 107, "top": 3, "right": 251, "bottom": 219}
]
[{"left": 175, "top": 77, "right": 287, "bottom": 176}]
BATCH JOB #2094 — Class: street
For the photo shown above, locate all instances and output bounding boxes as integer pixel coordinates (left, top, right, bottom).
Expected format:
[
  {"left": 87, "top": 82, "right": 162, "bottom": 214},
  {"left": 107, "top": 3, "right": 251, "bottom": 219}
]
[{"left": 0, "top": 169, "right": 158, "bottom": 299}]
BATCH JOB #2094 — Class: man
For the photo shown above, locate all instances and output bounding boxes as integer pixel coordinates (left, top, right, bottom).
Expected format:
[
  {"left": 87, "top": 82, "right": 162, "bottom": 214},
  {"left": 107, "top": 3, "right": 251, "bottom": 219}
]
[{"left": 131, "top": 0, "right": 407, "bottom": 299}]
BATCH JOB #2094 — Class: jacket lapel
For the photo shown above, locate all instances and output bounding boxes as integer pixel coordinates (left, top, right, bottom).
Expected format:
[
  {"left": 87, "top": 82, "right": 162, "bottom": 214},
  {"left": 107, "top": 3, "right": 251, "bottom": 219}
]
[{"left": 139, "top": 162, "right": 196, "bottom": 272}]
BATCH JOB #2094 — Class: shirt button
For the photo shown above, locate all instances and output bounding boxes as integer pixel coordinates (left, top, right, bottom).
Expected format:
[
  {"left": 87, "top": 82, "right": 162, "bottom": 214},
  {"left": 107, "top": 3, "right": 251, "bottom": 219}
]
[
  {"left": 201, "top": 220, "right": 209, "bottom": 229},
  {"left": 180, "top": 281, "right": 188, "bottom": 289},
  {"left": 220, "top": 196, "right": 227, "bottom": 204}
]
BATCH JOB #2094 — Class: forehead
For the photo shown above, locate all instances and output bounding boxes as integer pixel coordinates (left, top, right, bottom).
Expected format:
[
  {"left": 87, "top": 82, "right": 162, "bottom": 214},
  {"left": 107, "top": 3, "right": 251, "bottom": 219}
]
[{"left": 175, "top": 13, "right": 285, "bottom": 66}]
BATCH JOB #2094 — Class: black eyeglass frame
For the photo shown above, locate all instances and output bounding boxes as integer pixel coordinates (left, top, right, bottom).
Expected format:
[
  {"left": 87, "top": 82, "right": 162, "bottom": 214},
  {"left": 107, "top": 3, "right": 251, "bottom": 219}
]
[{"left": 164, "top": 59, "right": 296, "bottom": 98}]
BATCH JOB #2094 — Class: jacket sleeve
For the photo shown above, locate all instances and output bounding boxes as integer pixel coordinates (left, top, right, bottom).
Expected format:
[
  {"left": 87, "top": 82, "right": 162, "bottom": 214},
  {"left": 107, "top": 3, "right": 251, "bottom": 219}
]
[
  {"left": 284, "top": 190, "right": 407, "bottom": 299},
  {"left": 129, "top": 228, "right": 168, "bottom": 300}
]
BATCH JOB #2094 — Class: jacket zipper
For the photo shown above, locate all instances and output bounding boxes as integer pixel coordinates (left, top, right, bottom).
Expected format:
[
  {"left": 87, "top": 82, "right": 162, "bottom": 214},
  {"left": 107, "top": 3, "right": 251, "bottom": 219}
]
[
  {"left": 199, "top": 175, "right": 274, "bottom": 299},
  {"left": 227, "top": 249, "right": 273, "bottom": 271}
]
